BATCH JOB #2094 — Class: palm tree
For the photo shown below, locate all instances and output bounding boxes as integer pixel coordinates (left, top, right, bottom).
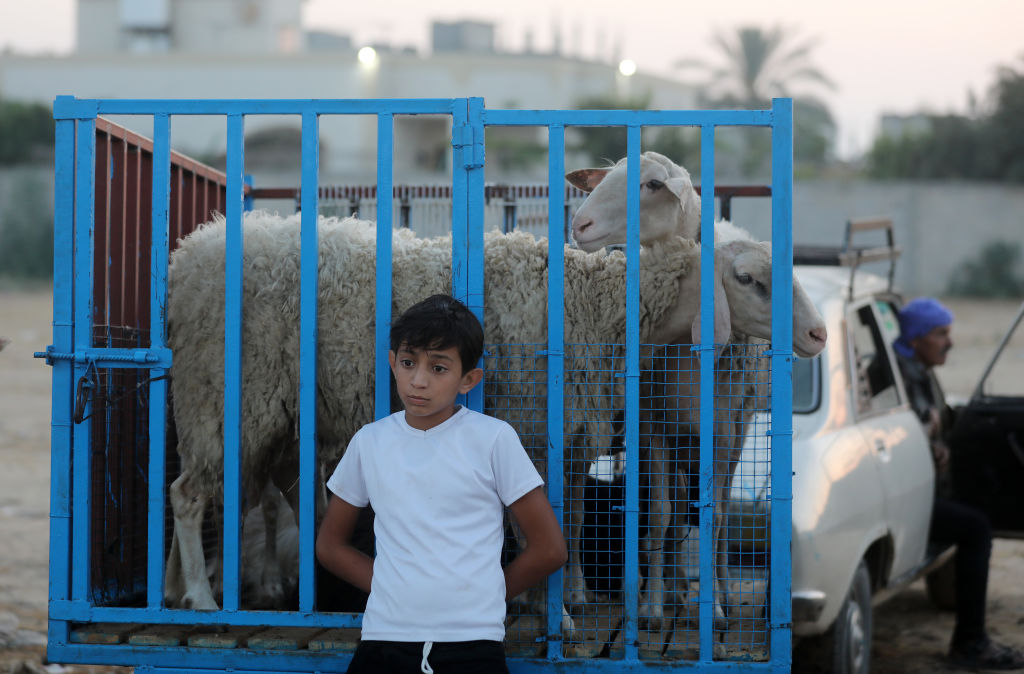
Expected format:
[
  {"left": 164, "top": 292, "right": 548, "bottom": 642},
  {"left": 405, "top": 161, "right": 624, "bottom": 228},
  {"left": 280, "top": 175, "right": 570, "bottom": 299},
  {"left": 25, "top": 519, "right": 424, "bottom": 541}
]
[
  {"left": 678, "top": 25, "right": 838, "bottom": 172},
  {"left": 685, "top": 25, "right": 835, "bottom": 108}
]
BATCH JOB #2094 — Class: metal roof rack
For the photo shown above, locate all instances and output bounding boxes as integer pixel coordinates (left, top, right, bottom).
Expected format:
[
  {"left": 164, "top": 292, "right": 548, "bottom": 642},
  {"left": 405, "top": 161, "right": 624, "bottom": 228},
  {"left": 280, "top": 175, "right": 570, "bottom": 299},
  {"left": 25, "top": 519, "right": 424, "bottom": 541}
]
[{"left": 794, "top": 216, "right": 901, "bottom": 300}]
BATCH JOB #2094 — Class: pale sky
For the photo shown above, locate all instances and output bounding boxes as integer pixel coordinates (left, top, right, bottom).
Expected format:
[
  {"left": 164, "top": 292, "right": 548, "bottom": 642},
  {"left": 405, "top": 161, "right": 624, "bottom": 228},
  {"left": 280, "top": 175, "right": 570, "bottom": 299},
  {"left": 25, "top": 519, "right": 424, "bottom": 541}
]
[{"left": 1, "top": 0, "right": 1022, "bottom": 158}]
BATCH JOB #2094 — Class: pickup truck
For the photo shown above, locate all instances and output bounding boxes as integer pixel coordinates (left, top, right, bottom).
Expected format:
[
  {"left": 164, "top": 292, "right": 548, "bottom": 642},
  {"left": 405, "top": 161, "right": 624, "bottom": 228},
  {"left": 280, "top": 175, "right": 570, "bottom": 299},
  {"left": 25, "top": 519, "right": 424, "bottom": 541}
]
[{"left": 726, "top": 218, "right": 1024, "bottom": 673}]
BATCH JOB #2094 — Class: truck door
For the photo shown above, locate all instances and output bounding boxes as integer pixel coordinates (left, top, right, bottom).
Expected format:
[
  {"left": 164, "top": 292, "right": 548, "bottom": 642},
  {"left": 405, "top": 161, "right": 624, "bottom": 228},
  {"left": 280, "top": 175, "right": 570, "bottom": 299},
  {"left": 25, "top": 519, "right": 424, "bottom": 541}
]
[
  {"left": 950, "top": 302, "right": 1024, "bottom": 536},
  {"left": 848, "top": 299, "right": 935, "bottom": 577}
]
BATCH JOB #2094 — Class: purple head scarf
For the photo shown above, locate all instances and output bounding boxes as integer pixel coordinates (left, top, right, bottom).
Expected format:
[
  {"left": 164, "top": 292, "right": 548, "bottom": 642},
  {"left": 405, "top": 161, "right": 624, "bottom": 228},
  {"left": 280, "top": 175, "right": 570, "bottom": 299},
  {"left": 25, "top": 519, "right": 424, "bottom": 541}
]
[{"left": 893, "top": 297, "right": 954, "bottom": 358}]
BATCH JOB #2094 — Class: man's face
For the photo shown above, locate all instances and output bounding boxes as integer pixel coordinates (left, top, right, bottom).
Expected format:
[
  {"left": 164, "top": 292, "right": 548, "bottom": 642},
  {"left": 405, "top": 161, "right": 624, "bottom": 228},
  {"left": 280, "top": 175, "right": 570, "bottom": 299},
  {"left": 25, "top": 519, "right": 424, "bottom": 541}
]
[{"left": 912, "top": 324, "right": 953, "bottom": 368}]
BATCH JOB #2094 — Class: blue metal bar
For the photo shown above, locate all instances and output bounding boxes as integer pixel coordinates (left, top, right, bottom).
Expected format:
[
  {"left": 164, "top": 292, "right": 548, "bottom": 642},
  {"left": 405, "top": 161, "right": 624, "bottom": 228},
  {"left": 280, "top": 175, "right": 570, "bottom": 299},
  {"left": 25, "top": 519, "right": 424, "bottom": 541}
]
[
  {"left": 222, "top": 113, "right": 245, "bottom": 611},
  {"left": 298, "top": 110, "right": 319, "bottom": 613},
  {"left": 544, "top": 124, "right": 566, "bottom": 659},
  {"left": 50, "top": 601, "right": 363, "bottom": 627},
  {"left": 48, "top": 114, "right": 76, "bottom": 647},
  {"left": 71, "top": 116, "right": 95, "bottom": 603},
  {"left": 464, "top": 97, "right": 485, "bottom": 413},
  {"left": 450, "top": 103, "right": 469, "bottom": 311},
  {"left": 55, "top": 98, "right": 462, "bottom": 118},
  {"left": 49, "top": 644, "right": 780, "bottom": 674},
  {"left": 146, "top": 114, "right": 171, "bottom": 608},
  {"left": 448, "top": 100, "right": 471, "bottom": 403},
  {"left": 621, "top": 126, "right": 642, "bottom": 661},
  {"left": 768, "top": 97, "right": 795, "bottom": 672},
  {"left": 697, "top": 123, "right": 717, "bottom": 661},
  {"left": 374, "top": 113, "right": 394, "bottom": 421},
  {"left": 484, "top": 108, "right": 774, "bottom": 127}
]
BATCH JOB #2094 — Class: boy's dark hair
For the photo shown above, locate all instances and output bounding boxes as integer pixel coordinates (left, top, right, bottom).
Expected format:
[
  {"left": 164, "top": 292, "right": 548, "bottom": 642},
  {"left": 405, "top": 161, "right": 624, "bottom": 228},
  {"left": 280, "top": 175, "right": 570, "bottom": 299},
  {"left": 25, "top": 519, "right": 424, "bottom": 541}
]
[{"left": 389, "top": 294, "right": 484, "bottom": 374}]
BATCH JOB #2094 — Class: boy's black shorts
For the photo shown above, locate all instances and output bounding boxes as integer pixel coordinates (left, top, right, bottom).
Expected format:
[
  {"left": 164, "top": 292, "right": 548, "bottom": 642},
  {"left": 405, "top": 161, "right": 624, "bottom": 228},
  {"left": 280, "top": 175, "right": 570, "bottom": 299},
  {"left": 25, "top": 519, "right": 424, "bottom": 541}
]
[{"left": 346, "top": 639, "right": 509, "bottom": 674}]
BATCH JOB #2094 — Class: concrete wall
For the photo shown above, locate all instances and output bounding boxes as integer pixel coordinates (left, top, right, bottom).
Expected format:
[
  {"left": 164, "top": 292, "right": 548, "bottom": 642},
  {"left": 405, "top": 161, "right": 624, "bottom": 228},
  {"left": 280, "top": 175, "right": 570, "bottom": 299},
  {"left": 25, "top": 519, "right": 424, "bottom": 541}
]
[
  {"left": 4, "top": 160, "right": 1021, "bottom": 297},
  {"left": 724, "top": 180, "right": 1024, "bottom": 296}
]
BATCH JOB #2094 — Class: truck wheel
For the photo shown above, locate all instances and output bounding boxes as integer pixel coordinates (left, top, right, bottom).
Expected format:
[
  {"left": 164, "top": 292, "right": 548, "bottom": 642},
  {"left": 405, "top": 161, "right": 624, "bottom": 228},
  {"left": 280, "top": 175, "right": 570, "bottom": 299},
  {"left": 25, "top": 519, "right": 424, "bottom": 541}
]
[
  {"left": 795, "top": 560, "right": 873, "bottom": 674},
  {"left": 926, "top": 555, "right": 957, "bottom": 610}
]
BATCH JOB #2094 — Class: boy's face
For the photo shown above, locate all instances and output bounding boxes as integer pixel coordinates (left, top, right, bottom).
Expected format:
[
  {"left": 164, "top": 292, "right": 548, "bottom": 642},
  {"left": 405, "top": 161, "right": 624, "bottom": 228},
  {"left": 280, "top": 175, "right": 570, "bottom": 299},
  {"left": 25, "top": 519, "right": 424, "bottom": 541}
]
[{"left": 388, "top": 343, "right": 483, "bottom": 431}]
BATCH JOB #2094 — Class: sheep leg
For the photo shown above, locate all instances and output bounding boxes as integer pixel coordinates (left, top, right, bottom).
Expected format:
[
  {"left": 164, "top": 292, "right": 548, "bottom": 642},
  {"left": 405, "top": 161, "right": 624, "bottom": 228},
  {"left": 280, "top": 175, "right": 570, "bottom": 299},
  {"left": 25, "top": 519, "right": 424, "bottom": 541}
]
[
  {"left": 163, "top": 528, "right": 184, "bottom": 606},
  {"left": 208, "top": 497, "right": 223, "bottom": 603},
  {"left": 708, "top": 439, "right": 736, "bottom": 632},
  {"left": 508, "top": 517, "right": 581, "bottom": 642},
  {"left": 168, "top": 471, "right": 218, "bottom": 610},
  {"left": 563, "top": 468, "right": 591, "bottom": 607},
  {"left": 639, "top": 430, "right": 671, "bottom": 631},
  {"left": 257, "top": 480, "right": 285, "bottom": 607}
]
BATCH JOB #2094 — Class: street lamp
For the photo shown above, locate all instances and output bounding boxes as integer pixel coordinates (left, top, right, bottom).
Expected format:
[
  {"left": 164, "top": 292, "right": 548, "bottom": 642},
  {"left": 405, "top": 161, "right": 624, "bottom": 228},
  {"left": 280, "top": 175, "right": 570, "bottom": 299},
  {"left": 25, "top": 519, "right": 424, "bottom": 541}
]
[{"left": 358, "top": 46, "right": 378, "bottom": 67}]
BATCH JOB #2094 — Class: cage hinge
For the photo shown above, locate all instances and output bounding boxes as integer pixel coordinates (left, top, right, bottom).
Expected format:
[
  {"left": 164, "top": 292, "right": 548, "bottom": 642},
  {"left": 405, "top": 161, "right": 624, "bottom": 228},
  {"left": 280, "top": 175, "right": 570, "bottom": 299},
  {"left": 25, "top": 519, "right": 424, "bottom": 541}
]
[{"left": 452, "top": 122, "right": 484, "bottom": 169}]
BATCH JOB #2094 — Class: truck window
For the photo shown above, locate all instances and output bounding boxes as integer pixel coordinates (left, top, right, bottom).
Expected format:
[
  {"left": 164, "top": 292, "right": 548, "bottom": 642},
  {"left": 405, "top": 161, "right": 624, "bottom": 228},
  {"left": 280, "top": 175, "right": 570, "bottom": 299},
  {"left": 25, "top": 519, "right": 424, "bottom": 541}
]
[
  {"left": 851, "top": 304, "right": 900, "bottom": 415},
  {"left": 793, "top": 356, "right": 819, "bottom": 413}
]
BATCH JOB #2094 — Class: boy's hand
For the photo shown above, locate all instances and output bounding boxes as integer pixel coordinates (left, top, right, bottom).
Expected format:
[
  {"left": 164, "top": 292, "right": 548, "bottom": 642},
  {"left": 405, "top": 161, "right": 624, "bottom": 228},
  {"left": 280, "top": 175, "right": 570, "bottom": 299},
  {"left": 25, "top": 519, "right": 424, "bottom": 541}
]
[
  {"left": 503, "top": 487, "right": 568, "bottom": 601},
  {"left": 316, "top": 495, "right": 374, "bottom": 593}
]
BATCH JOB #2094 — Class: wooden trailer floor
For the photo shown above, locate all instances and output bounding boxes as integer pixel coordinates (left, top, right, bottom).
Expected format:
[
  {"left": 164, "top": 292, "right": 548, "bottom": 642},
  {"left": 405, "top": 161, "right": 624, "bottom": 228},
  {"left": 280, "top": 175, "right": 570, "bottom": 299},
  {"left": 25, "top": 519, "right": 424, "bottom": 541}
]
[{"left": 68, "top": 577, "right": 768, "bottom": 662}]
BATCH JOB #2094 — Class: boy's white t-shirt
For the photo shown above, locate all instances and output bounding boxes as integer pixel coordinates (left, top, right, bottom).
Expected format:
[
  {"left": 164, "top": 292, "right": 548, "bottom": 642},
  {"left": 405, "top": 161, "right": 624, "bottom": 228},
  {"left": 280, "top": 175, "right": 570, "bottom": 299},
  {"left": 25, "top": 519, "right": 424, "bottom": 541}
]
[{"left": 326, "top": 406, "right": 544, "bottom": 642}]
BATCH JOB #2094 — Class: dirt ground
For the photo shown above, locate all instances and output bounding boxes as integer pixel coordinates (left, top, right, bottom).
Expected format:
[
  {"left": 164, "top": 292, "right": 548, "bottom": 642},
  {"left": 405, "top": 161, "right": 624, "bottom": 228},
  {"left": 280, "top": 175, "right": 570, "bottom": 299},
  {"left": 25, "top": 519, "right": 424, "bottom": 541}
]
[{"left": 1, "top": 288, "right": 1021, "bottom": 673}]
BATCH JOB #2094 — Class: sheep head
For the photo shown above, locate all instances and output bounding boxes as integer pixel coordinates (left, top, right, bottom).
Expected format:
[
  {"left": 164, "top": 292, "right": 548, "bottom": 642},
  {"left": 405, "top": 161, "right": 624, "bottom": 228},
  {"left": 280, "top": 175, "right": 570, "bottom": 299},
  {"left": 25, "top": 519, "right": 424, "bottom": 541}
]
[
  {"left": 566, "top": 151, "right": 701, "bottom": 252},
  {"left": 714, "top": 239, "right": 827, "bottom": 358}
]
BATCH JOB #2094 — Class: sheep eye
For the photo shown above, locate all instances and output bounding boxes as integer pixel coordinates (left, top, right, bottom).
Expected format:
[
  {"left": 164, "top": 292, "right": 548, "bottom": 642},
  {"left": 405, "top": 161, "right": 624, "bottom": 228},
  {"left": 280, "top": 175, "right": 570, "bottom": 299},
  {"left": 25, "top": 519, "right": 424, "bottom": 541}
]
[
  {"left": 736, "top": 273, "right": 753, "bottom": 285},
  {"left": 645, "top": 179, "right": 665, "bottom": 191}
]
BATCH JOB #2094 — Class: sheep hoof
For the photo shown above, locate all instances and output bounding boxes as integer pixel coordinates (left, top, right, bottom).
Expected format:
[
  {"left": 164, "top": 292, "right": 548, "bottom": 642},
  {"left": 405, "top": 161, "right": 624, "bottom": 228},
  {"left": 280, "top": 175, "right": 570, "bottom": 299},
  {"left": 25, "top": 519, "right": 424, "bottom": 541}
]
[
  {"left": 560, "top": 607, "right": 583, "bottom": 643},
  {"left": 713, "top": 600, "right": 729, "bottom": 632},
  {"left": 259, "top": 577, "right": 285, "bottom": 608},
  {"left": 180, "top": 590, "right": 219, "bottom": 611},
  {"left": 639, "top": 599, "right": 667, "bottom": 632}
]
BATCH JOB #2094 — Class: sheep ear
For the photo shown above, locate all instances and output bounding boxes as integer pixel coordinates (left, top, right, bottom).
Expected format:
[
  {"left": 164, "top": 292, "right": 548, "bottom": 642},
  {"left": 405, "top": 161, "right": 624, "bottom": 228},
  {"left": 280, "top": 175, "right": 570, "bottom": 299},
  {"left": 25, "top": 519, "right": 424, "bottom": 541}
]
[
  {"left": 671, "top": 179, "right": 702, "bottom": 241},
  {"left": 665, "top": 176, "right": 688, "bottom": 199},
  {"left": 566, "top": 168, "right": 609, "bottom": 193},
  {"left": 690, "top": 267, "right": 731, "bottom": 362}
]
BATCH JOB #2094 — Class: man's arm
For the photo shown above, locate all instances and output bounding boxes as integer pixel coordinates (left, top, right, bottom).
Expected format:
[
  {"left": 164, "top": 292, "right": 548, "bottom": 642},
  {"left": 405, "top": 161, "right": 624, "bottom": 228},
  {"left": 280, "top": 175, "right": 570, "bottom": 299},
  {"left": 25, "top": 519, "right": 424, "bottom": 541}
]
[
  {"left": 315, "top": 494, "right": 374, "bottom": 593},
  {"left": 503, "top": 486, "right": 568, "bottom": 601}
]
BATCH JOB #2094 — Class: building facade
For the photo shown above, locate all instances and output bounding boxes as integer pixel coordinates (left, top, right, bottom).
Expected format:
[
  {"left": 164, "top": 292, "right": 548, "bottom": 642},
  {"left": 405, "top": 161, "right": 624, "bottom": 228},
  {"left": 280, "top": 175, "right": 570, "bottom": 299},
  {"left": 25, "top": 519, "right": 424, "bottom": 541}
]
[{"left": 1, "top": 0, "right": 698, "bottom": 182}]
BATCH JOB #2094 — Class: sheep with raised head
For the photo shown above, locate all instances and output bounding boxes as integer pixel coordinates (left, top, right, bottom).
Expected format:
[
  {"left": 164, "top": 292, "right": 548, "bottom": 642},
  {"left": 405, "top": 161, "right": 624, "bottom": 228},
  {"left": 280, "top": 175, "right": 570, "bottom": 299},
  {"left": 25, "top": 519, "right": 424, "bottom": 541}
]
[
  {"left": 563, "top": 155, "right": 826, "bottom": 631},
  {"left": 566, "top": 151, "right": 702, "bottom": 248}
]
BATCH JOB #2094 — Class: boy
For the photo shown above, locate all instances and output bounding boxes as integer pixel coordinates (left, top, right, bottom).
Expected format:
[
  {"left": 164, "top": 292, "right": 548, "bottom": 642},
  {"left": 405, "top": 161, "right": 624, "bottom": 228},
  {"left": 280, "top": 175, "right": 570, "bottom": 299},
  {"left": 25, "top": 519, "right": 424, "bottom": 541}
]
[{"left": 315, "top": 294, "right": 567, "bottom": 674}]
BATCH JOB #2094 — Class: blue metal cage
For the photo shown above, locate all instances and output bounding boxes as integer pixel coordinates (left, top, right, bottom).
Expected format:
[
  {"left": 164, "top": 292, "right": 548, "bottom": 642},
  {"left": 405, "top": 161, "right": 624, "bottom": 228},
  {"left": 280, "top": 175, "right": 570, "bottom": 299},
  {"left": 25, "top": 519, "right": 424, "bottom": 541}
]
[{"left": 41, "top": 96, "right": 795, "bottom": 672}]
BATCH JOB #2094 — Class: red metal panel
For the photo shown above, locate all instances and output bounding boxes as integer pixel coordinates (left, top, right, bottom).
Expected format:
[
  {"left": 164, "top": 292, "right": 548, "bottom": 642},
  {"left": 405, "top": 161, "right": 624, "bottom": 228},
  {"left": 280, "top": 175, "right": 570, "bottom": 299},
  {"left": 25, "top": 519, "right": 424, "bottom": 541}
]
[
  {"left": 108, "top": 137, "right": 127, "bottom": 331},
  {"left": 138, "top": 147, "right": 152, "bottom": 348},
  {"left": 169, "top": 165, "right": 181, "bottom": 251},
  {"left": 182, "top": 170, "right": 196, "bottom": 241},
  {"left": 93, "top": 128, "right": 110, "bottom": 345}
]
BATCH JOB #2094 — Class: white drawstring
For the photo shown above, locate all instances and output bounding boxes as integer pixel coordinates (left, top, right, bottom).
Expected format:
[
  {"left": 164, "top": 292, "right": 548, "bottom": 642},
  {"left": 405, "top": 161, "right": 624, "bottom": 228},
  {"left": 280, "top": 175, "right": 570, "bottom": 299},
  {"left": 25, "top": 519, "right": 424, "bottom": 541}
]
[{"left": 420, "top": 640, "right": 434, "bottom": 674}]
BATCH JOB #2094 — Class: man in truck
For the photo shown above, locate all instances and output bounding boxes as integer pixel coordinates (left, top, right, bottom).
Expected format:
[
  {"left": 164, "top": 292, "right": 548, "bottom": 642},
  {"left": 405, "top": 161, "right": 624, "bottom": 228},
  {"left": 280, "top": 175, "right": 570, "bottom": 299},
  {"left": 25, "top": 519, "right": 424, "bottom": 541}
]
[{"left": 894, "top": 297, "right": 1024, "bottom": 671}]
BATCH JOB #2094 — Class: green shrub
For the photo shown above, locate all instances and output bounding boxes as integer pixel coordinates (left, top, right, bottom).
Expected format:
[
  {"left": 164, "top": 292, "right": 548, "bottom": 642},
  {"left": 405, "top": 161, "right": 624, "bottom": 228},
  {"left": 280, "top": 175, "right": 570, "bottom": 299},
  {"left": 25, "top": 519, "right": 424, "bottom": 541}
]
[
  {"left": 0, "top": 100, "right": 54, "bottom": 165},
  {"left": 946, "top": 240, "right": 1024, "bottom": 297},
  {"left": 0, "top": 172, "right": 53, "bottom": 280}
]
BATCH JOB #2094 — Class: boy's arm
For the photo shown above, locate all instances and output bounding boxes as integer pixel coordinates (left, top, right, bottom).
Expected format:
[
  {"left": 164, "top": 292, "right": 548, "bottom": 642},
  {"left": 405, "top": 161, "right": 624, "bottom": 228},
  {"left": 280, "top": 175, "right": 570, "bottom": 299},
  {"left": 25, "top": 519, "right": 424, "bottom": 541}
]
[
  {"left": 503, "top": 486, "right": 568, "bottom": 601},
  {"left": 315, "top": 494, "right": 374, "bottom": 594}
]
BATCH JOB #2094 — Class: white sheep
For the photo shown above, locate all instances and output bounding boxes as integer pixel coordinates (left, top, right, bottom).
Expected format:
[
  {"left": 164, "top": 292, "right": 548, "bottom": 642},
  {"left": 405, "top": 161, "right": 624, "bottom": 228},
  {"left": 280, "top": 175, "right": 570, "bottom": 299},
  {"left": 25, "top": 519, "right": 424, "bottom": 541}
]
[
  {"left": 164, "top": 212, "right": 703, "bottom": 624},
  {"left": 563, "top": 154, "right": 827, "bottom": 631},
  {"left": 566, "top": 151, "right": 702, "bottom": 248},
  {"left": 162, "top": 211, "right": 817, "bottom": 640}
]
